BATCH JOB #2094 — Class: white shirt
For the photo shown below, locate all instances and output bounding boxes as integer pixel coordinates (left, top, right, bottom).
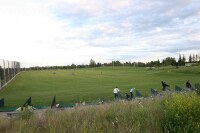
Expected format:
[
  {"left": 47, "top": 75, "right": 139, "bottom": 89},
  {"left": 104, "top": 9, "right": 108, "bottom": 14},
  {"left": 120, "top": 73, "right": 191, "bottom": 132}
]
[
  {"left": 130, "top": 88, "right": 135, "bottom": 93},
  {"left": 113, "top": 88, "right": 120, "bottom": 93}
]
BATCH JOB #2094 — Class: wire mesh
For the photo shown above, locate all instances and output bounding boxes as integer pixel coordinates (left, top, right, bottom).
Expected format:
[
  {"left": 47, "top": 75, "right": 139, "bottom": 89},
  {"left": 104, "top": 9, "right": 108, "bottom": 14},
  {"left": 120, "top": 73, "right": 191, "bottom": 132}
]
[{"left": 0, "top": 59, "right": 21, "bottom": 89}]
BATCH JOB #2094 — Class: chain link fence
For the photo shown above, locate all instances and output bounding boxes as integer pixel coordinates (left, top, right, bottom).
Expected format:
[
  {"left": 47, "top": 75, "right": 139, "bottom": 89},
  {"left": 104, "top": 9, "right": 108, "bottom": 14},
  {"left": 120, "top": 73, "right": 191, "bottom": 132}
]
[{"left": 0, "top": 59, "right": 21, "bottom": 89}]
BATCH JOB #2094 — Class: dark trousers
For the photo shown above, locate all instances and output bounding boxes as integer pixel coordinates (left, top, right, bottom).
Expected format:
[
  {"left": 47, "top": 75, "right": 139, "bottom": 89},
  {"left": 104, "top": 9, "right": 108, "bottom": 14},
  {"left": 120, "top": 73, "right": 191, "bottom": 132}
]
[
  {"left": 130, "top": 92, "right": 133, "bottom": 99},
  {"left": 114, "top": 93, "right": 118, "bottom": 99}
]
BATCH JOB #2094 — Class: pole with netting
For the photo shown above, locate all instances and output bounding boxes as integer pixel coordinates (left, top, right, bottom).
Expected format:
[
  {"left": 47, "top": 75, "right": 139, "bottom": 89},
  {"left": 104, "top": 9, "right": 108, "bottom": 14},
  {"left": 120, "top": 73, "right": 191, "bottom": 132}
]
[
  {"left": 19, "top": 62, "right": 20, "bottom": 73},
  {"left": 14, "top": 61, "right": 16, "bottom": 76},
  {"left": 7, "top": 61, "right": 10, "bottom": 81},
  {"left": 3, "top": 60, "right": 6, "bottom": 84},
  {"left": 10, "top": 61, "right": 12, "bottom": 79},
  {"left": 11, "top": 61, "right": 14, "bottom": 78}
]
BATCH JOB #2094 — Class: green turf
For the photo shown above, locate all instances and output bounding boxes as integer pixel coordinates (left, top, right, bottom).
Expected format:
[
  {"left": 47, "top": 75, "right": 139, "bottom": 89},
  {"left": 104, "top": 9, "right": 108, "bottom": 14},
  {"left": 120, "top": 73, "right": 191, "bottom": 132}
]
[{"left": 0, "top": 66, "right": 200, "bottom": 107}]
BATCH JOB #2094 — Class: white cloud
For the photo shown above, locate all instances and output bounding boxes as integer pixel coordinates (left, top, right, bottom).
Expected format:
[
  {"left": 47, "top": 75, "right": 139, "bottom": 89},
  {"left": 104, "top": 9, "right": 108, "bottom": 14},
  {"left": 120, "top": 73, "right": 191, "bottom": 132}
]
[{"left": 0, "top": 0, "right": 200, "bottom": 66}]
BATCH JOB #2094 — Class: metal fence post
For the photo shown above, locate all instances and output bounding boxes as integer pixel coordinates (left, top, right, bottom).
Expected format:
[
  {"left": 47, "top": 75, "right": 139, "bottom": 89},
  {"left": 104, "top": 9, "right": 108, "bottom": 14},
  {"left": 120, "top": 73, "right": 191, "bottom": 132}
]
[
  {"left": 11, "top": 61, "right": 14, "bottom": 78},
  {"left": 8, "top": 61, "right": 10, "bottom": 81},
  {"left": 14, "top": 61, "right": 15, "bottom": 76},
  {"left": 3, "top": 59, "right": 6, "bottom": 84}
]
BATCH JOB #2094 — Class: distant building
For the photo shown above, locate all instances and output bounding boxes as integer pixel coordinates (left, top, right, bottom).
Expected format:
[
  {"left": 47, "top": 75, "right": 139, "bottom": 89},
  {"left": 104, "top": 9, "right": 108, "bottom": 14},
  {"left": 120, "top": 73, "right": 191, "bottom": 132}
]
[{"left": 185, "top": 63, "right": 197, "bottom": 67}]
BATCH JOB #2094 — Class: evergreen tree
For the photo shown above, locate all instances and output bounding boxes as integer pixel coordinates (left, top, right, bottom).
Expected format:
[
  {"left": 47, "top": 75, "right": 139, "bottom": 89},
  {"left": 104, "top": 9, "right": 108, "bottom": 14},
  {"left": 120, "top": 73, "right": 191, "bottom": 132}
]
[
  {"left": 193, "top": 54, "right": 195, "bottom": 62},
  {"left": 182, "top": 55, "right": 186, "bottom": 66},
  {"left": 89, "top": 59, "right": 96, "bottom": 67},
  {"left": 178, "top": 54, "right": 182, "bottom": 66},
  {"left": 189, "top": 54, "right": 192, "bottom": 63},
  {"left": 196, "top": 54, "right": 198, "bottom": 62}
]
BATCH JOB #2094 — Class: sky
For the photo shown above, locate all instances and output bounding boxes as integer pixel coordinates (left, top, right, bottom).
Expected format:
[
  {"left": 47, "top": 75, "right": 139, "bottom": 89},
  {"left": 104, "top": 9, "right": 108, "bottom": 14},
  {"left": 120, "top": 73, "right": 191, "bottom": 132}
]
[{"left": 0, "top": 0, "right": 200, "bottom": 67}]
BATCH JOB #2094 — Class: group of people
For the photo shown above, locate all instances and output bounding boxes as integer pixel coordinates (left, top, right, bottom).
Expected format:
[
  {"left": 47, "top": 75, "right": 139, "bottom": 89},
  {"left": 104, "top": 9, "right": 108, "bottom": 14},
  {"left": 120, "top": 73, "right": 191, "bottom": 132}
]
[
  {"left": 161, "top": 80, "right": 193, "bottom": 92},
  {"left": 113, "top": 86, "right": 135, "bottom": 100},
  {"left": 113, "top": 80, "right": 194, "bottom": 99}
]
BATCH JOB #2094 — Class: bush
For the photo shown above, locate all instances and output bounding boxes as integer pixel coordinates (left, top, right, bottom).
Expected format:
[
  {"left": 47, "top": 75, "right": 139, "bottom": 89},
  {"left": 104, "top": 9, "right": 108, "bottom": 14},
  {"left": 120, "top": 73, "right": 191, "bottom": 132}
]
[{"left": 162, "top": 92, "right": 200, "bottom": 133}]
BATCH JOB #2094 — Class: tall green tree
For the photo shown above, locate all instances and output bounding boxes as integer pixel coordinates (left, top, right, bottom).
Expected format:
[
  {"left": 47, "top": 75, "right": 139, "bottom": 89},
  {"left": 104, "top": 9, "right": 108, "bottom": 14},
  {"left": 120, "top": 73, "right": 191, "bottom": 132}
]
[
  {"left": 178, "top": 54, "right": 182, "bottom": 66},
  {"left": 196, "top": 54, "right": 198, "bottom": 62},
  {"left": 182, "top": 55, "right": 186, "bottom": 66},
  {"left": 89, "top": 59, "right": 96, "bottom": 67},
  {"left": 192, "top": 54, "right": 195, "bottom": 62},
  {"left": 189, "top": 54, "right": 192, "bottom": 63},
  {"left": 162, "top": 57, "right": 176, "bottom": 66}
]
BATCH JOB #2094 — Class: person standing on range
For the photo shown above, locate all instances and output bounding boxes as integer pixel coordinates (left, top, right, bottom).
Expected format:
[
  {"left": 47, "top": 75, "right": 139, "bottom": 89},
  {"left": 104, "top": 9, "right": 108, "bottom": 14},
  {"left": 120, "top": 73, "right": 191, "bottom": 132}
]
[
  {"left": 185, "top": 80, "right": 192, "bottom": 91},
  {"left": 161, "top": 81, "right": 170, "bottom": 91},
  {"left": 130, "top": 87, "right": 135, "bottom": 99},
  {"left": 113, "top": 86, "right": 120, "bottom": 99}
]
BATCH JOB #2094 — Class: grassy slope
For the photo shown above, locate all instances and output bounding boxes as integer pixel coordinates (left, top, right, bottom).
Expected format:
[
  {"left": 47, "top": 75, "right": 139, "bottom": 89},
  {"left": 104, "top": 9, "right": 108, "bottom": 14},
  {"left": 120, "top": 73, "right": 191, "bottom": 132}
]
[
  {"left": 0, "top": 66, "right": 199, "bottom": 107},
  {"left": 0, "top": 92, "right": 199, "bottom": 132},
  {"left": 0, "top": 98, "right": 165, "bottom": 133}
]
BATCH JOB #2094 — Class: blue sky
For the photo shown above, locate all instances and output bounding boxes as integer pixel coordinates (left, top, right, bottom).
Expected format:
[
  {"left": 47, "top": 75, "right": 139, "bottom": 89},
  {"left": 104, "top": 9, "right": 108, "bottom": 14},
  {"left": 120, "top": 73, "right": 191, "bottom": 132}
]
[{"left": 0, "top": 0, "right": 200, "bottom": 66}]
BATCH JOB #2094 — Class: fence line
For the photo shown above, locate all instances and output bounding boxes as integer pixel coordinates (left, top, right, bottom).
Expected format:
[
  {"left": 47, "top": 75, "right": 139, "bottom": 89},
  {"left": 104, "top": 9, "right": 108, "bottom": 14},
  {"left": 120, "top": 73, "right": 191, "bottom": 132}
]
[{"left": 0, "top": 59, "right": 21, "bottom": 90}]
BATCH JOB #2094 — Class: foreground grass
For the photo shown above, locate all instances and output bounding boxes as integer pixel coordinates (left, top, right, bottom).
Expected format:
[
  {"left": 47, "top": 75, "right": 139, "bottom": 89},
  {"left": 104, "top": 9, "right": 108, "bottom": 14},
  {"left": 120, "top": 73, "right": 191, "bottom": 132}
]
[
  {"left": 0, "top": 98, "right": 164, "bottom": 133},
  {"left": 0, "top": 92, "right": 200, "bottom": 133},
  {"left": 0, "top": 66, "right": 200, "bottom": 107}
]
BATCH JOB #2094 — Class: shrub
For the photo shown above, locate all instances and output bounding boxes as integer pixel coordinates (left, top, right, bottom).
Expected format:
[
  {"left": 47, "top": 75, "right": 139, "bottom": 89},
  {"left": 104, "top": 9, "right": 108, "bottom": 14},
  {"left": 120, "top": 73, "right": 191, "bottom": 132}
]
[{"left": 162, "top": 92, "right": 200, "bottom": 133}]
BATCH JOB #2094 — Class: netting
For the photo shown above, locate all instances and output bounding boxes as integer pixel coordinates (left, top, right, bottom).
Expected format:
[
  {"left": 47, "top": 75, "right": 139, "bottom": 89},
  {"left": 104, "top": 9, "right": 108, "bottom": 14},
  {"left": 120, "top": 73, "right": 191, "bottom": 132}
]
[{"left": 0, "top": 59, "right": 21, "bottom": 89}]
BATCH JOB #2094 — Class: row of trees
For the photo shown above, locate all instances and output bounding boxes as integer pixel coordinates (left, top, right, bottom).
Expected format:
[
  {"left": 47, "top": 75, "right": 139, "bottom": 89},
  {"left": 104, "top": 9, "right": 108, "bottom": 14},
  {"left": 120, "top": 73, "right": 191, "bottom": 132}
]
[
  {"left": 89, "top": 53, "right": 199, "bottom": 67},
  {"left": 29, "top": 53, "right": 200, "bottom": 70},
  {"left": 188, "top": 53, "right": 200, "bottom": 63}
]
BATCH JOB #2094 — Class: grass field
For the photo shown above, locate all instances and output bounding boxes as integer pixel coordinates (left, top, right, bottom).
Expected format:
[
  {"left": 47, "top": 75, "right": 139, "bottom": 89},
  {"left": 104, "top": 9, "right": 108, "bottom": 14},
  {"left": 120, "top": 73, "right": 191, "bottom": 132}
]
[{"left": 0, "top": 66, "right": 200, "bottom": 107}]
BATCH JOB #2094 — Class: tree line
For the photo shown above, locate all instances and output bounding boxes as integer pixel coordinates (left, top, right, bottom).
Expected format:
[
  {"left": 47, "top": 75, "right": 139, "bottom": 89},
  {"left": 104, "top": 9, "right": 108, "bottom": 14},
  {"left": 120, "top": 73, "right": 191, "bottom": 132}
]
[{"left": 29, "top": 53, "right": 200, "bottom": 70}]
